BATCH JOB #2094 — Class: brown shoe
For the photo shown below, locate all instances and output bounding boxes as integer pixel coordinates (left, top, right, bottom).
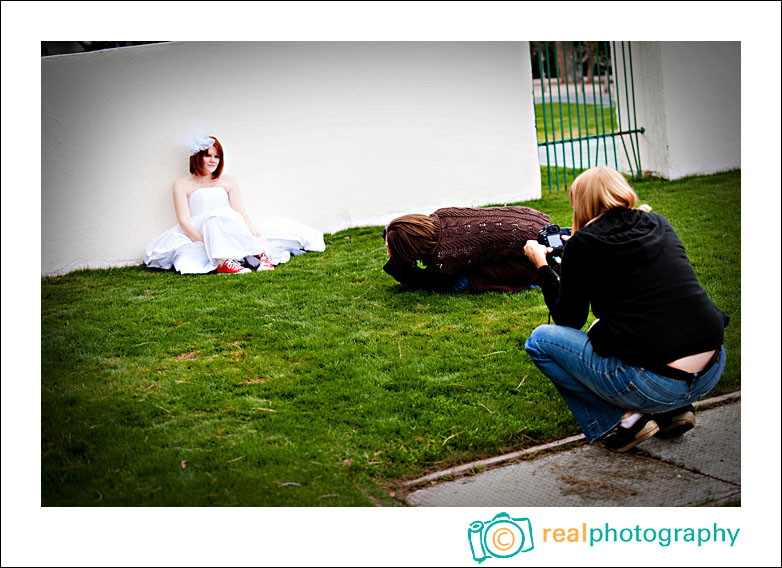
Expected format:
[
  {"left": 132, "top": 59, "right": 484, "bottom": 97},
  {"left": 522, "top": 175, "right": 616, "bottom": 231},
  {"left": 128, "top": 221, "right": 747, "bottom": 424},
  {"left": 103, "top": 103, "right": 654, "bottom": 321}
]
[
  {"left": 654, "top": 405, "right": 695, "bottom": 439},
  {"left": 604, "top": 416, "right": 659, "bottom": 453}
]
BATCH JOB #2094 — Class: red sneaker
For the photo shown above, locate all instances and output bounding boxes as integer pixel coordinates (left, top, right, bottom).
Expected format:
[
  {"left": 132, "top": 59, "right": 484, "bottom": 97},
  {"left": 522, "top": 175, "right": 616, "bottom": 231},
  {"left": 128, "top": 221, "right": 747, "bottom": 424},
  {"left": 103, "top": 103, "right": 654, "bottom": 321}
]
[
  {"left": 257, "top": 252, "right": 275, "bottom": 271},
  {"left": 217, "top": 259, "right": 251, "bottom": 274}
]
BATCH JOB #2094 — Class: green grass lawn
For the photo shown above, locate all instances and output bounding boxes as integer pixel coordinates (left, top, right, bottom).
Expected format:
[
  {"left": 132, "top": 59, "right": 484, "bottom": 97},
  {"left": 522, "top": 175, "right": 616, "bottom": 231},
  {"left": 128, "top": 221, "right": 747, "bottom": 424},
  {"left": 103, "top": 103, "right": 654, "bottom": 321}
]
[
  {"left": 535, "top": 102, "right": 616, "bottom": 144},
  {"left": 41, "top": 170, "right": 740, "bottom": 506}
]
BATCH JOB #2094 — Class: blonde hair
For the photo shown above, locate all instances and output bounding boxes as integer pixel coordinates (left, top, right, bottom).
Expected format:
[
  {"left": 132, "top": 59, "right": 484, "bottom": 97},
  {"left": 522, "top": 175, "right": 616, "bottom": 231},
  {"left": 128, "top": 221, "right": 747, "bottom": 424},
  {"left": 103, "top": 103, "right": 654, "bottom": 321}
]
[{"left": 569, "top": 167, "right": 649, "bottom": 231}]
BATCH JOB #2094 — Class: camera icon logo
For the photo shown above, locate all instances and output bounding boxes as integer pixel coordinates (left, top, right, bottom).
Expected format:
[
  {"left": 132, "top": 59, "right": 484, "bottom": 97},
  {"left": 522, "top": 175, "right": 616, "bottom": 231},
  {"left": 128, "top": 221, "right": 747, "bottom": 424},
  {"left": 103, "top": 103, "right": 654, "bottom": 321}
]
[{"left": 468, "top": 512, "right": 534, "bottom": 563}]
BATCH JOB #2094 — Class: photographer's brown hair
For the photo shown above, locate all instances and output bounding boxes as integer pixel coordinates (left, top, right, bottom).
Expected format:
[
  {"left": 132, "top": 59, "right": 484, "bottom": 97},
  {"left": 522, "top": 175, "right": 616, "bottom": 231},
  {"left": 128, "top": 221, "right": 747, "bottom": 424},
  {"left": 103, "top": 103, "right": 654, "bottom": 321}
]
[{"left": 384, "top": 214, "right": 437, "bottom": 266}]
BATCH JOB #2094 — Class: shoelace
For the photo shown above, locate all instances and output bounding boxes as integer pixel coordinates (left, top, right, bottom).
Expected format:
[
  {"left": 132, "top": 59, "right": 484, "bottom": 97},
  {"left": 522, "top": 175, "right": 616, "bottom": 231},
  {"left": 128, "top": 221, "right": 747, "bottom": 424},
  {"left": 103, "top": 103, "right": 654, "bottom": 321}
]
[{"left": 223, "top": 259, "right": 243, "bottom": 271}]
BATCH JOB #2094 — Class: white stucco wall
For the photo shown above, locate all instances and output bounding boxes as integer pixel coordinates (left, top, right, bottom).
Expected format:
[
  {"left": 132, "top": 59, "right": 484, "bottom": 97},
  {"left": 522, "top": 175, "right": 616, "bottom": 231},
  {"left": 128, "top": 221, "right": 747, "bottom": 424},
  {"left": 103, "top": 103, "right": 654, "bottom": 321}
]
[
  {"left": 41, "top": 41, "right": 541, "bottom": 276},
  {"left": 614, "top": 41, "right": 740, "bottom": 179}
]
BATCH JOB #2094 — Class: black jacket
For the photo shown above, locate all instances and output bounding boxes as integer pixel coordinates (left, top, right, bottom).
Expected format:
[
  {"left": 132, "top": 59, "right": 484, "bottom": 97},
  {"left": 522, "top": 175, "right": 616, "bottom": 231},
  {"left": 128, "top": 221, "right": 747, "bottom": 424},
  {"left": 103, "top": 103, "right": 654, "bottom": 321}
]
[{"left": 538, "top": 208, "right": 727, "bottom": 367}]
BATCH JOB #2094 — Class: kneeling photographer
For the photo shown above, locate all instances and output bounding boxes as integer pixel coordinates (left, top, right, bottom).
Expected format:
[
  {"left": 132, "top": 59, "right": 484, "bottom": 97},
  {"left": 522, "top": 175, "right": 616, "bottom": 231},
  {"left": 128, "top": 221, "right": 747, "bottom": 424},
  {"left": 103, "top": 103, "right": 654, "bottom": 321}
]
[
  {"left": 522, "top": 167, "right": 728, "bottom": 452},
  {"left": 383, "top": 206, "right": 550, "bottom": 293}
]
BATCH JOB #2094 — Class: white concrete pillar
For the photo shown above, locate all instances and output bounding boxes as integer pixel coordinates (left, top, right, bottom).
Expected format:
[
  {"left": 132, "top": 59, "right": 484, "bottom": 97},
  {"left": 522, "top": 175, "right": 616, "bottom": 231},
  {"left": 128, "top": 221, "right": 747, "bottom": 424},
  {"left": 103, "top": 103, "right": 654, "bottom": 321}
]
[{"left": 614, "top": 41, "right": 740, "bottom": 179}]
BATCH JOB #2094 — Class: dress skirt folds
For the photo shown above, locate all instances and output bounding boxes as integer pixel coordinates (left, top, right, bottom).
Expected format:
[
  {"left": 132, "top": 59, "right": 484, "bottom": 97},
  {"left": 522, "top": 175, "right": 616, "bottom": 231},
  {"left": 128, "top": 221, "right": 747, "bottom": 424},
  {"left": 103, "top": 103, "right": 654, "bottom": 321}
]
[{"left": 144, "top": 186, "right": 325, "bottom": 274}]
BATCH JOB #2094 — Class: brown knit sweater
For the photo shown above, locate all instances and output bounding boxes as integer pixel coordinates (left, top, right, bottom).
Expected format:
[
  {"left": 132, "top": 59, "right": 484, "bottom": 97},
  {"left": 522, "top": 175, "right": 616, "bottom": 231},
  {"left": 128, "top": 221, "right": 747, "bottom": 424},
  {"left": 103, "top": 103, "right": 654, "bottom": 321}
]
[{"left": 383, "top": 206, "right": 551, "bottom": 293}]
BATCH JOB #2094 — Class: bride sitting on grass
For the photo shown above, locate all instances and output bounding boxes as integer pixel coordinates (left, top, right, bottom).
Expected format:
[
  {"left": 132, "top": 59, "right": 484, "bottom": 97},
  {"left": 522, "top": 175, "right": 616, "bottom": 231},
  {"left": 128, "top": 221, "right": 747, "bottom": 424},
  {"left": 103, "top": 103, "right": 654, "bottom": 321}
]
[{"left": 144, "top": 135, "right": 325, "bottom": 274}]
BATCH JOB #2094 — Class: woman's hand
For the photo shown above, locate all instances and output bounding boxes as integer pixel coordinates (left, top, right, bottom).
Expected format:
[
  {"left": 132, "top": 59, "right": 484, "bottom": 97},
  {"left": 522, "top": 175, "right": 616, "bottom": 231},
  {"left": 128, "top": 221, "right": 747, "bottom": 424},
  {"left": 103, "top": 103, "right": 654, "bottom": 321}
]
[
  {"left": 250, "top": 228, "right": 262, "bottom": 238},
  {"left": 524, "top": 240, "right": 551, "bottom": 269}
]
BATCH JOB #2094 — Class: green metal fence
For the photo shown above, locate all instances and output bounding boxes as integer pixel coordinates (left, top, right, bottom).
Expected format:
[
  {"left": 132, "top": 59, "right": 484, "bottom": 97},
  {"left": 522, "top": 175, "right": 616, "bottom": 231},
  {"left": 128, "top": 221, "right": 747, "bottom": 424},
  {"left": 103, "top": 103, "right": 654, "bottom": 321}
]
[{"left": 532, "top": 41, "right": 646, "bottom": 192}]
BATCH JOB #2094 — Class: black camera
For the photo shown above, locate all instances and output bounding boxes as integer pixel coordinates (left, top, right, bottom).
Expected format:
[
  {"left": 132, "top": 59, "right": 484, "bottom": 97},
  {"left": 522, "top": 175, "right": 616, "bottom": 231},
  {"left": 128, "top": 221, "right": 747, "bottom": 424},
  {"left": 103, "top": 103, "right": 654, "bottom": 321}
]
[
  {"left": 537, "top": 224, "right": 571, "bottom": 251},
  {"left": 536, "top": 224, "right": 571, "bottom": 275}
]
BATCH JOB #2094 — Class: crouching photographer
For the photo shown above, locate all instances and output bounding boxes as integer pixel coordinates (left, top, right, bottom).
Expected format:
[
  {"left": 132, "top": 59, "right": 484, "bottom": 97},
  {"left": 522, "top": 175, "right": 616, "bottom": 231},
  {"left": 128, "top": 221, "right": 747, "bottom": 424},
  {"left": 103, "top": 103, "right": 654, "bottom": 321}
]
[{"left": 522, "top": 167, "right": 728, "bottom": 452}]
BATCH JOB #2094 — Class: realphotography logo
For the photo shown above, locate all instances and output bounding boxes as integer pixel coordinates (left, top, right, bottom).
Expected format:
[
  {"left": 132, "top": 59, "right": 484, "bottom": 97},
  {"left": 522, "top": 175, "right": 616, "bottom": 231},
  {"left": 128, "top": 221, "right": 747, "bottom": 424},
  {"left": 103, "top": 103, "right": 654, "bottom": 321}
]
[
  {"left": 542, "top": 522, "right": 740, "bottom": 548},
  {"left": 468, "top": 514, "right": 740, "bottom": 562},
  {"left": 468, "top": 512, "right": 534, "bottom": 563}
]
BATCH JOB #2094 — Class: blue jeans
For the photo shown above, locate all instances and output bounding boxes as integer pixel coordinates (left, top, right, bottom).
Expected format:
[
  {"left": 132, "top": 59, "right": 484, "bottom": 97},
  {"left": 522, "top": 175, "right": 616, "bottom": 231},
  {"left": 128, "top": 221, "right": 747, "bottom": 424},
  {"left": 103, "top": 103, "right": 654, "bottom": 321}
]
[
  {"left": 452, "top": 275, "right": 470, "bottom": 292},
  {"left": 524, "top": 325, "right": 725, "bottom": 442}
]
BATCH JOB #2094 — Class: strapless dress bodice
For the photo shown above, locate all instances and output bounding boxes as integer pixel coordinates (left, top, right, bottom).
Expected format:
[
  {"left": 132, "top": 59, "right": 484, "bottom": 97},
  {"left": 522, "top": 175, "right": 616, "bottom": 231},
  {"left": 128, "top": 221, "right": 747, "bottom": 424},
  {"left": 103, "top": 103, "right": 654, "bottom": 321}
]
[{"left": 188, "top": 186, "right": 229, "bottom": 217}]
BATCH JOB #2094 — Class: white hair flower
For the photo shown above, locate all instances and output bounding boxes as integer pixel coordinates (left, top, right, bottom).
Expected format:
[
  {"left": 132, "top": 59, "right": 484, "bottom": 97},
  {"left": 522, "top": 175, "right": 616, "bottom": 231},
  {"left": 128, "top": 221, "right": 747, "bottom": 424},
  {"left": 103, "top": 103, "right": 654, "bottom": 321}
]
[{"left": 189, "top": 136, "right": 214, "bottom": 156}]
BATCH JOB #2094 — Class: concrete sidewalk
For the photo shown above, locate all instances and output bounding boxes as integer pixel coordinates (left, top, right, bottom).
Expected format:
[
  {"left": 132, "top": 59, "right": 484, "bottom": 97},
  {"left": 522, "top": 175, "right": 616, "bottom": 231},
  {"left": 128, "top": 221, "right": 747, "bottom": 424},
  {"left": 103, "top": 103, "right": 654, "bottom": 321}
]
[{"left": 404, "top": 393, "right": 740, "bottom": 507}]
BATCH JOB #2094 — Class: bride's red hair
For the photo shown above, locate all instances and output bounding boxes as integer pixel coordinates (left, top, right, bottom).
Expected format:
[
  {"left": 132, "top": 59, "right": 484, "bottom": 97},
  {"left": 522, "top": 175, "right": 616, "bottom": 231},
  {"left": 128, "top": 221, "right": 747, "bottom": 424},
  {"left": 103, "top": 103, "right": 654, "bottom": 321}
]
[{"left": 189, "top": 136, "right": 224, "bottom": 179}]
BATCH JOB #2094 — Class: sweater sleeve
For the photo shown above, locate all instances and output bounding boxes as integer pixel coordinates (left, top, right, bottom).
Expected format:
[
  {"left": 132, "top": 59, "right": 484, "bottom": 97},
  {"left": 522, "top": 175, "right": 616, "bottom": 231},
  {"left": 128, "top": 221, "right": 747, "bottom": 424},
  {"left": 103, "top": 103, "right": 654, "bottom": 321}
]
[
  {"left": 383, "top": 259, "right": 457, "bottom": 291},
  {"left": 537, "top": 240, "right": 591, "bottom": 330}
]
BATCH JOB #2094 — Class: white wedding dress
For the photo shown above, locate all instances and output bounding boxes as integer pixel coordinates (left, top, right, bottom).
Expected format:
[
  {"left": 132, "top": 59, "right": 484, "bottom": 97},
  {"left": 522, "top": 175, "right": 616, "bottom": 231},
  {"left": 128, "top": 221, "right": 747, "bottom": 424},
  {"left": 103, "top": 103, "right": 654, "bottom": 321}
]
[{"left": 144, "top": 186, "right": 325, "bottom": 274}]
